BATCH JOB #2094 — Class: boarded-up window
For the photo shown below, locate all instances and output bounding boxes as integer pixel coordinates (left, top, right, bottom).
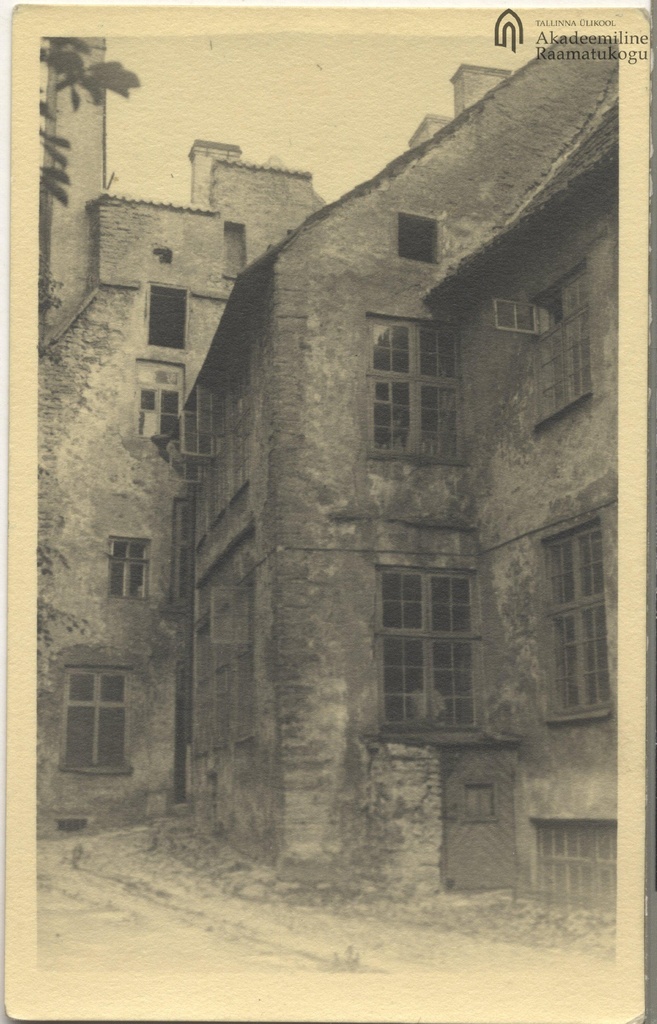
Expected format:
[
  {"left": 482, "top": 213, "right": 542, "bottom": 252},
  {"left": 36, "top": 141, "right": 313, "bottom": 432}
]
[
  {"left": 224, "top": 223, "right": 246, "bottom": 277},
  {"left": 148, "top": 285, "right": 187, "bottom": 349},
  {"left": 64, "top": 671, "right": 127, "bottom": 769}
]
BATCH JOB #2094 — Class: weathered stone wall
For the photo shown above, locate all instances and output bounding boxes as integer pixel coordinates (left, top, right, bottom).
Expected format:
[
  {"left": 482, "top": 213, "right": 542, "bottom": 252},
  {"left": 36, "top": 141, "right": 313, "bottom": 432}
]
[{"left": 210, "top": 161, "right": 323, "bottom": 265}]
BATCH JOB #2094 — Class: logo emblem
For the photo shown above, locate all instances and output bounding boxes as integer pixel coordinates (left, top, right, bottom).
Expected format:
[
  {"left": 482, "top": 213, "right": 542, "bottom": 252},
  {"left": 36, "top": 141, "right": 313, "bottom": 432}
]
[{"left": 494, "top": 9, "right": 524, "bottom": 52}]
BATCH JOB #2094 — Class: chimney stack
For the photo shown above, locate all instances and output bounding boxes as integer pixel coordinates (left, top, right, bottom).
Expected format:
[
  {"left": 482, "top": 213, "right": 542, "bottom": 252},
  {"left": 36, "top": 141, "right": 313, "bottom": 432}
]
[
  {"left": 450, "top": 64, "right": 511, "bottom": 116},
  {"left": 408, "top": 114, "right": 451, "bottom": 149},
  {"left": 189, "top": 139, "right": 242, "bottom": 206}
]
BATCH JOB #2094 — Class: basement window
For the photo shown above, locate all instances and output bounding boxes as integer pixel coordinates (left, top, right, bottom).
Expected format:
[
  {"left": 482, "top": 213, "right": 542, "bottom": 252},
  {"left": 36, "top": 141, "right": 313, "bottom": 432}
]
[
  {"left": 63, "top": 670, "right": 128, "bottom": 771},
  {"left": 224, "top": 222, "right": 246, "bottom": 277},
  {"left": 536, "top": 820, "right": 616, "bottom": 908},
  {"left": 148, "top": 285, "right": 187, "bottom": 349},
  {"left": 397, "top": 213, "right": 437, "bottom": 263}
]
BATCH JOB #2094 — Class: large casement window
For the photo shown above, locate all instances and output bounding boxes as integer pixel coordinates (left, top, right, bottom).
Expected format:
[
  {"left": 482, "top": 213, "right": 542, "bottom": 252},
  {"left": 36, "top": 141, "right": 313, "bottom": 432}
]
[
  {"left": 378, "top": 569, "right": 476, "bottom": 726},
  {"left": 108, "top": 538, "right": 149, "bottom": 599},
  {"left": 136, "top": 361, "right": 183, "bottom": 438},
  {"left": 369, "top": 319, "right": 459, "bottom": 460},
  {"left": 63, "top": 670, "right": 127, "bottom": 770},
  {"left": 536, "top": 820, "right": 616, "bottom": 907},
  {"left": 545, "top": 523, "right": 610, "bottom": 714},
  {"left": 211, "top": 380, "right": 251, "bottom": 516},
  {"left": 148, "top": 285, "right": 187, "bottom": 349},
  {"left": 535, "top": 265, "right": 591, "bottom": 420}
]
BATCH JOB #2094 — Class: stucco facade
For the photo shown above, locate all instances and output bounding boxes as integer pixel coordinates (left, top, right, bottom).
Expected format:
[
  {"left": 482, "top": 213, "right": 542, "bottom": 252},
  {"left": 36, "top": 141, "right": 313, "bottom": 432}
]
[{"left": 185, "top": 57, "right": 618, "bottom": 905}]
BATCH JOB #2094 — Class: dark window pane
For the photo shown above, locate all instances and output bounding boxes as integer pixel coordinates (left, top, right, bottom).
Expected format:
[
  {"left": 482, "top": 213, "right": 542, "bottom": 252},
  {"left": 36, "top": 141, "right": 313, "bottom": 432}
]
[
  {"left": 382, "top": 600, "right": 402, "bottom": 628},
  {"left": 161, "top": 390, "right": 179, "bottom": 415},
  {"left": 382, "top": 573, "right": 401, "bottom": 601},
  {"left": 69, "top": 674, "right": 94, "bottom": 702},
  {"left": 128, "top": 563, "right": 145, "bottom": 597},
  {"left": 65, "top": 706, "right": 95, "bottom": 767},
  {"left": 419, "top": 330, "right": 438, "bottom": 376},
  {"left": 109, "top": 561, "right": 125, "bottom": 596},
  {"left": 128, "top": 542, "right": 146, "bottom": 559},
  {"left": 111, "top": 541, "right": 128, "bottom": 559},
  {"left": 101, "top": 675, "right": 125, "bottom": 702},
  {"left": 140, "top": 390, "right": 156, "bottom": 411},
  {"left": 97, "top": 708, "right": 125, "bottom": 766},
  {"left": 385, "top": 695, "right": 404, "bottom": 721},
  {"left": 148, "top": 286, "right": 187, "bottom": 349},
  {"left": 398, "top": 214, "right": 436, "bottom": 263},
  {"left": 495, "top": 300, "right": 516, "bottom": 328},
  {"left": 375, "top": 382, "right": 389, "bottom": 401},
  {"left": 224, "top": 222, "right": 247, "bottom": 277},
  {"left": 438, "top": 336, "right": 457, "bottom": 378}
]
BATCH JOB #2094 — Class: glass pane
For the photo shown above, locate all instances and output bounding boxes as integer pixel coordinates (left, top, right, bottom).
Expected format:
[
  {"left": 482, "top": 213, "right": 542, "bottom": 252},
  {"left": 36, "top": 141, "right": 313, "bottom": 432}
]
[
  {"left": 111, "top": 541, "right": 128, "bottom": 559},
  {"left": 128, "top": 562, "right": 145, "bottom": 597},
  {"left": 140, "top": 389, "right": 156, "bottom": 411},
  {"left": 101, "top": 675, "right": 125, "bottom": 702},
  {"left": 515, "top": 303, "right": 535, "bottom": 331},
  {"left": 161, "top": 390, "right": 179, "bottom": 415},
  {"left": 438, "top": 335, "right": 457, "bottom": 378},
  {"left": 495, "top": 300, "right": 516, "bottom": 328},
  {"left": 109, "top": 561, "right": 125, "bottom": 597},
  {"left": 128, "top": 542, "right": 146, "bottom": 559},
  {"left": 419, "top": 330, "right": 438, "bottom": 376},
  {"left": 69, "top": 674, "right": 94, "bottom": 702},
  {"left": 97, "top": 708, "right": 126, "bottom": 767},
  {"left": 65, "top": 706, "right": 95, "bottom": 767}
]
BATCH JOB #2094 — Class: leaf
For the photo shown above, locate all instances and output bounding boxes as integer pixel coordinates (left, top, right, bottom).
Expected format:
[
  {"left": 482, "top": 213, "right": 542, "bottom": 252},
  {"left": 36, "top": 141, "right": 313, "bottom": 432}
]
[
  {"left": 43, "top": 166, "right": 70, "bottom": 186},
  {"left": 46, "top": 48, "right": 85, "bottom": 80},
  {"left": 71, "top": 87, "right": 80, "bottom": 111},
  {"left": 39, "top": 100, "right": 51, "bottom": 119},
  {"left": 40, "top": 172, "right": 68, "bottom": 206},
  {"left": 40, "top": 132, "right": 70, "bottom": 149},
  {"left": 85, "top": 62, "right": 141, "bottom": 98},
  {"left": 47, "top": 37, "right": 91, "bottom": 54},
  {"left": 41, "top": 139, "right": 68, "bottom": 167}
]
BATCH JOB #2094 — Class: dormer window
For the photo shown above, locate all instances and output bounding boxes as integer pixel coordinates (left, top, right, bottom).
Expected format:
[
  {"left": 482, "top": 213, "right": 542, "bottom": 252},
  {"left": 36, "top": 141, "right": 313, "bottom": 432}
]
[{"left": 397, "top": 214, "right": 437, "bottom": 263}]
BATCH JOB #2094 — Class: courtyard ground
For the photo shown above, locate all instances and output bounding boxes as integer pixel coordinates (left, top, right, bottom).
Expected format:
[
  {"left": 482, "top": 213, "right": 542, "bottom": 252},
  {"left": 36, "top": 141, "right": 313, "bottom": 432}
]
[{"left": 38, "top": 818, "right": 615, "bottom": 975}]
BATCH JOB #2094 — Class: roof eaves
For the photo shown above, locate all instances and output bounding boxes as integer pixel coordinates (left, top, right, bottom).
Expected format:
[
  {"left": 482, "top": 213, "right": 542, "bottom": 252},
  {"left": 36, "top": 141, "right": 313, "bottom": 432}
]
[
  {"left": 89, "top": 193, "right": 219, "bottom": 215},
  {"left": 212, "top": 158, "right": 313, "bottom": 180}
]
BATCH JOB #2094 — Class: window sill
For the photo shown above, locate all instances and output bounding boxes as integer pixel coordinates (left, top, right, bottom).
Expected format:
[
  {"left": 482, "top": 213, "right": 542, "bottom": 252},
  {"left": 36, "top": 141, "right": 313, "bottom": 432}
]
[
  {"left": 545, "top": 705, "right": 612, "bottom": 726},
  {"left": 59, "top": 765, "right": 133, "bottom": 775},
  {"left": 534, "top": 391, "right": 593, "bottom": 432},
  {"left": 367, "top": 451, "right": 466, "bottom": 467}
]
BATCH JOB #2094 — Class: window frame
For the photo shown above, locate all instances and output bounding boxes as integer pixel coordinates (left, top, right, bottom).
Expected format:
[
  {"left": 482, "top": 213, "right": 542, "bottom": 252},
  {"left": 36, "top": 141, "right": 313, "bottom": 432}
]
[
  {"left": 462, "top": 782, "right": 497, "bottom": 822},
  {"left": 543, "top": 522, "right": 611, "bottom": 719},
  {"left": 147, "top": 284, "right": 188, "bottom": 351},
  {"left": 136, "top": 360, "right": 184, "bottom": 439},
  {"left": 61, "top": 669, "right": 130, "bottom": 773},
  {"left": 108, "top": 537, "right": 150, "bottom": 600},
  {"left": 367, "top": 318, "right": 461, "bottom": 463},
  {"left": 533, "top": 264, "right": 592, "bottom": 424},
  {"left": 376, "top": 567, "right": 479, "bottom": 729},
  {"left": 534, "top": 819, "right": 617, "bottom": 908}
]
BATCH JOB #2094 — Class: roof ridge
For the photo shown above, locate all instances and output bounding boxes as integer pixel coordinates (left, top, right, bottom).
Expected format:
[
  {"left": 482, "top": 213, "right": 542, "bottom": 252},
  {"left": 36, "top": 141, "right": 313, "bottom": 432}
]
[{"left": 91, "top": 193, "right": 219, "bottom": 215}]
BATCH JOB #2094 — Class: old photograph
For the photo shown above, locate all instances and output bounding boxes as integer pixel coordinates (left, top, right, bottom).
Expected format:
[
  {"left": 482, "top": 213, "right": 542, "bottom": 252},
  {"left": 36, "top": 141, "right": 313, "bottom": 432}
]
[{"left": 8, "top": 5, "right": 650, "bottom": 1021}]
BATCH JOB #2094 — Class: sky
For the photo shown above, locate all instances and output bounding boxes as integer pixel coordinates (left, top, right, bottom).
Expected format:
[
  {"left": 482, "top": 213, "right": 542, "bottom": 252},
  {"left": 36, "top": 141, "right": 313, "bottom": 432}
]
[{"left": 105, "top": 30, "right": 528, "bottom": 206}]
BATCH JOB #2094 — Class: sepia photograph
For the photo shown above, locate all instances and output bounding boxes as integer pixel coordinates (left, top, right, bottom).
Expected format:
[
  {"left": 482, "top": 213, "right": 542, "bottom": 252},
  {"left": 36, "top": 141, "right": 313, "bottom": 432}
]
[{"left": 7, "top": 5, "right": 650, "bottom": 1021}]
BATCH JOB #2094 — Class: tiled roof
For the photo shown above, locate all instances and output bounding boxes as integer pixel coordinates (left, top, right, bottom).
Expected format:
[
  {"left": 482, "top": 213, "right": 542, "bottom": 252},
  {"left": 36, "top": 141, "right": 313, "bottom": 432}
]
[
  {"left": 211, "top": 158, "right": 312, "bottom": 180},
  {"left": 89, "top": 193, "right": 219, "bottom": 215}
]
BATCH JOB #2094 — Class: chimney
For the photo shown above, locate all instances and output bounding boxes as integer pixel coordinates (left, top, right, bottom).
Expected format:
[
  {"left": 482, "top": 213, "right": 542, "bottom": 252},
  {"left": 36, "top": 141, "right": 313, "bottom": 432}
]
[
  {"left": 408, "top": 114, "right": 451, "bottom": 149},
  {"left": 189, "top": 140, "right": 242, "bottom": 206},
  {"left": 450, "top": 64, "right": 511, "bottom": 116}
]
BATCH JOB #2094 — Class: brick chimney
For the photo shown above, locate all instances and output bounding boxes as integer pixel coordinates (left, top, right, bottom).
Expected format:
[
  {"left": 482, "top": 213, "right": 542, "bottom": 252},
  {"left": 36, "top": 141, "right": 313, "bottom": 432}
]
[
  {"left": 189, "top": 140, "right": 242, "bottom": 206},
  {"left": 450, "top": 64, "right": 511, "bottom": 116},
  {"left": 408, "top": 114, "right": 451, "bottom": 149}
]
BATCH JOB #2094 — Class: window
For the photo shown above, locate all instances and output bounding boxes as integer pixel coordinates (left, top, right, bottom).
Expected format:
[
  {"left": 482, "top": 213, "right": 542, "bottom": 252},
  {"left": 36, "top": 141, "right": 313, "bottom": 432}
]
[
  {"left": 212, "top": 382, "right": 250, "bottom": 514},
  {"left": 545, "top": 524, "right": 610, "bottom": 713},
  {"left": 64, "top": 670, "right": 127, "bottom": 769},
  {"left": 536, "top": 820, "right": 616, "bottom": 907},
  {"left": 180, "top": 386, "right": 220, "bottom": 458},
  {"left": 535, "top": 266, "right": 591, "bottom": 419},
  {"left": 378, "top": 569, "right": 476, "bottom": 726},
  {"left": 108, "top": 538, "right": 149, "bottom": 599},
  {"left": 370, "top": 320, "right": 459, "bottom": 459},
  {"left": 398, "top": 213, "right": 437, "bottom": 263},
  {"left": 171, "top": 499, "right": 193, "bottom": 603},
  {"left": 148, "top": 285, "right": 187, "bottom": 349},
  {"left": 136, "top": 362, "right": 183, "bottom": 438},
  {"left": 224, "top": 222, "right": 246, "bottom": 277},
  {"left": 463, "top": 783, "right": 495, "bottom": 820},
  {"left": 494, "top": 299, "right": 538, "bottom": 334}
]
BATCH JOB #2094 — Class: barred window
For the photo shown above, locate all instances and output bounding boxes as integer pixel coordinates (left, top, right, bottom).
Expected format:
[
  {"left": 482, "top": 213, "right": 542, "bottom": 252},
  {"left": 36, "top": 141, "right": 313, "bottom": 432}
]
[
  {"left": 108, "top": 538, "right": 149, "bottom": 599},
  {"left": 369, "top": 320, "right": 459, "bottom": 460},
  {"left": 536, "top": 820, "right": 616, "bottom": 908},
  {"left": 64, "top": 670, "right": 127, "bottom": 770},
  {"left": 546, "top": 524, "right": 610, "bottom": 712},
  {"left": 535, "top": 267, "right": 591, "bottom": 420},
  {"left": 378, "top": 569, "right": 476, "bottom": 726}
]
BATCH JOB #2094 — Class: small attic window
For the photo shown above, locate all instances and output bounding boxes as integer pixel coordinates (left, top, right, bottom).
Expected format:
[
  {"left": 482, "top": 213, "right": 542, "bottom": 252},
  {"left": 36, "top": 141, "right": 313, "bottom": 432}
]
[
  {"left": 494, "top": 299, "right": 538, "bottom": 334},
  {"left": 398, "top": 214, "right": 437, "bottom": 263}
]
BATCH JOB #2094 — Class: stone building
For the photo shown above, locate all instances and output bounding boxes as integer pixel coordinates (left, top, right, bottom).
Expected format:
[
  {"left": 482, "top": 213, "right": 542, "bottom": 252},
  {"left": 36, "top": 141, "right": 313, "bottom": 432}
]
[
  {"left": 38, "top": 39, "right": 322, "bottom": 832},
  {"left": 181, "top": 57, "right": 618, "bottom": 905}
]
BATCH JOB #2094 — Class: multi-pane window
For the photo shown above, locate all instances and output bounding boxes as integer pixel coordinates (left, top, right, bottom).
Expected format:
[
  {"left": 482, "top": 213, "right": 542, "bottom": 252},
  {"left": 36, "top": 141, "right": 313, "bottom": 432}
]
[
  {"left": 535, "top": 267, "right": 591, "bottom": 419},
  {"left": 108, "top": 538, "right": 149, "bottom": 599},
  {"left": 212, "top": 383, "right": 251, "bottom": 515},
  {"left": 180, "top": 387, "right": 220, "bottom": 458},
  {"left": 64, "top": 670, "right": 127, "bottom": 769},
  {"left": 494, "top": 299, "right": 538, "bottom": 333},
  {"left": 397, "top": 213, "right": 437, "bottom": 263},
  {"left": 136, "top": 361, "right": 183, "bottom": 438},
  {"left": 378, "top": 569, "right": 476, "bottom": 726},
  {"left": 546, "top": 524, "right": 610, "bottom": 712},
  {"left": 536, "top": 820, "right": 616, "bottom": 908},
  {"left": 148, "top": 285, "right": 187, "bottom": 349},
  {"left": 370, "top": 320, "right": 459, "bottom": 460}
]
